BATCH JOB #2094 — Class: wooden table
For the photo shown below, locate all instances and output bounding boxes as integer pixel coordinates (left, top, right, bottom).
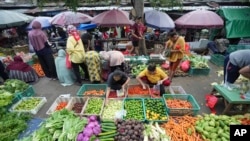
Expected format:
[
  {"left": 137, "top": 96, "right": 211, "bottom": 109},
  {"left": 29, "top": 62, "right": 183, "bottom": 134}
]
[{"left": 212, "top": 85, "right": 250, "bottom": 115}]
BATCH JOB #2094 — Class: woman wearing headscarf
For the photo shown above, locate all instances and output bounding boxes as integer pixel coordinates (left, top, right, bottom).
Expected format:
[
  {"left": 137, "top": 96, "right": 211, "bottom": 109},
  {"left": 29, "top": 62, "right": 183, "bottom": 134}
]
[
  {"left": 55, "top": 49, "right": 76, "bottom": 86},
  {"left": 66, "top": 25, "right": 89, "bottom": 86},
  {"left": 84, "top": 50, "right": 102, "bottom": 83},
  {"left": 28, "top": 21, "right": 57, "bottom": 80},
  {"left": 99, "top": 50, "right": 125, "bottom": 72},
  {"left": 165, "top": 31, "right": 186, "bottom": 81},
  {"left": 6, "top": 56, "right": 38, "bottom": 83}
]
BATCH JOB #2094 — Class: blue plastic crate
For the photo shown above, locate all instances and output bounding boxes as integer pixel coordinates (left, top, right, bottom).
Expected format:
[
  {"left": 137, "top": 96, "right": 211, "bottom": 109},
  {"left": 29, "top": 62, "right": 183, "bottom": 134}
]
[
  {"left": 76, "top": 84, "right": 107, "bottom": 97},
  {"left": 17, "top": 85, "right": 35, "bottom": 98}
]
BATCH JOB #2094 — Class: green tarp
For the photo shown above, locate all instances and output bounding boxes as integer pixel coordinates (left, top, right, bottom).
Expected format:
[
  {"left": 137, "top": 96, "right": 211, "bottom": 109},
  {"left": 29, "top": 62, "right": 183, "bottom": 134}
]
[{"left": 217, "top": 8, "right": 250, "bottom": 38}]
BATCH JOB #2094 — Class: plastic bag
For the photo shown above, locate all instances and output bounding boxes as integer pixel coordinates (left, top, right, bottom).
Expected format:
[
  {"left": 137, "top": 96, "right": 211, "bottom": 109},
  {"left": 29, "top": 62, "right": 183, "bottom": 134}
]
[
  {"left": 152, "top": 84, "right": 160, "bottom": 95},
  {"left": 115, "top": 110, "right": 126, "bottom": 119},
  {"left": 66, "top": 53, "right": 72, "bottom": 69},
  {"left": 180, "top": 60, "right": 190, "bottom": 72},
  {"left": 205, "top": 94, "right": 218, "bottom": 114}
]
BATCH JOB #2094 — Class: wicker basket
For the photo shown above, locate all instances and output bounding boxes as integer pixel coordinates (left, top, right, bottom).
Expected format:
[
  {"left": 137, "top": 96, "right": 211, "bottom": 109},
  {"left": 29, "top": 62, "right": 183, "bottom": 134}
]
[{"left": 13, "top": 45, "right": 29, "bottom": 54}]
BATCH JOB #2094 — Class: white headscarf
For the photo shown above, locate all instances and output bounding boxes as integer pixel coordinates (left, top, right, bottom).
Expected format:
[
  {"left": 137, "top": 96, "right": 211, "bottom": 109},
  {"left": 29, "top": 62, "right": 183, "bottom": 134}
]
[{"left": 99, "top": 51, "right": 109, "bottom": 60}]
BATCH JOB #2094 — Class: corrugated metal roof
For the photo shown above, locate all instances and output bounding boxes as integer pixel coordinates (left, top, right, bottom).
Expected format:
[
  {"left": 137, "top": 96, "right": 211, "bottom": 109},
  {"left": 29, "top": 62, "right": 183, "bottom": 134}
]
[{"left": 77, "top": 5, "right": 249, "bottom": 11}]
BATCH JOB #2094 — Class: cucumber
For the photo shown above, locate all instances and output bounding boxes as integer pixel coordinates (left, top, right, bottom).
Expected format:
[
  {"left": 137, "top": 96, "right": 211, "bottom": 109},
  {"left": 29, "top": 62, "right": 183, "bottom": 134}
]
[
  {"left": 102, "top": 119, "right": 115, "bottom": 123},
  {"left": 101, "top": 125, "right": 117, "bottom": 130},
  {"left": 101, "top": 128, "right": 116, "bottom": 132},
  {"left": 99, "top": 138, "right": 115, "bottom": 141},
  {"left": 98, "top": 133, "right": 117, "bottom": 139},
  {"left": 98, "top": 130, "right": 116, "bottom": 137},
  {"left": 101, "top": 123, "right": 116, "bottom": 127}
]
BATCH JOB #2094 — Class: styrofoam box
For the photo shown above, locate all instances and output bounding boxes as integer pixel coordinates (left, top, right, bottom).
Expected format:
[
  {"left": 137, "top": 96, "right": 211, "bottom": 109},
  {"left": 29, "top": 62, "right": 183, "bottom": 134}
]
[
  {"left": 66, "top": 97, "right": 88, "bottom": 115},
  {"left": 169, "top": 86, "right": 187, "bottom": 94},
  {"left": 81, "top": 97, "right": 105, "bottom": 117},
  {"left": 10, "top": 97, "right": 47, "bottom": 114},
  {"left": 46, "top": 96, "right": 71, "bottom": 115}
]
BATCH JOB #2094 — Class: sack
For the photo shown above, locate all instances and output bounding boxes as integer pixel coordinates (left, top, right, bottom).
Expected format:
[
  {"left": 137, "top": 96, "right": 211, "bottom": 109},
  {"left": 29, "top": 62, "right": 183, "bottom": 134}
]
[{"left": 66, "top": 53, "right": 72, "bottom": 69}]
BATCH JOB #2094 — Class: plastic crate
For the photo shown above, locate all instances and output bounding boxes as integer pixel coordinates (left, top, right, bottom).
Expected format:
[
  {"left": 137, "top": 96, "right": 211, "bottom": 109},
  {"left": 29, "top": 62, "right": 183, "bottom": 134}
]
[
  {"left": 127, "top": 84, "right": 151, "bottom": 98},
  {"left": 46, "top": 96, "right": 71, "bottom": 115},
  {"left": 82, "top": 97, "right": 105, "bottom": 117},
  {"left": 108, "top": 90, "right": 127, "bottom": 99},
  {"left": 169, "top": 86, "right": 187, "bottom": 94},
  {"left": 210, "top": 54, "right": 225, "bottom": 67},
  {"left": 227, "top": 45, "right": 250, "bottom": 53},
  {"left": 143, "top": 98, "right": 168, "bottom": 122},
  {"left": 5, "top": 94, "right": 22, "bottom": 110},
  {"left": 188, "top": 67, "right": 210, "bottom": 76},
  {"left": 17, "top": 85, "right": 35, "bottom": 98},
  {"left": 123, "top": 98, "right": 146, "bottom": 121},
  {"left": 66, "top": 97, "right": 88, "bottom": 115},
  {"left": 163, "top": 94, "right": 200, "bottom": 116},
  {"left": 10, "top": 97, "right": 47, "bottom": 114},
  {"left": 76, "top": 84, "right": 107, "bottom": 97},
  {"left": 101, "top": 99, "right": 123, "bottom": 121}
]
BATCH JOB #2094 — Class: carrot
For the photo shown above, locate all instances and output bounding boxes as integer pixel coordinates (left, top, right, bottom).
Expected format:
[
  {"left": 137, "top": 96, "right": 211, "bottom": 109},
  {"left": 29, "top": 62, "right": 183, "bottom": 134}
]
[
  {"left": 55, "top": 102, "right": 68, "bottom": 111},
  {"left": 166, "top": 99, "right": 192, "bottom": 109},
  {"left": 161, "top": 116, "right": 205, "bottom": 141},
  {"left": 32, "top": 63, "right": 45, "bottom": 77},
  {"left": 83, "top": 90, "right": 105, "bottom": 96}
]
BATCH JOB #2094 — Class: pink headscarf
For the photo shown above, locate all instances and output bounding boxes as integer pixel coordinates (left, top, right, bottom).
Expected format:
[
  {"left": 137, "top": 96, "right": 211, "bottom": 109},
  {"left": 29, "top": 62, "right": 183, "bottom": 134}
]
[
  {"left": 67, "top": 25, "right": 80, "bottom": 41},
  {"left": 6, "top": 56, "right": 32, "bottom": 72},
  {"left": 28, "top": 21, "right": 48, "bottom": 51}
]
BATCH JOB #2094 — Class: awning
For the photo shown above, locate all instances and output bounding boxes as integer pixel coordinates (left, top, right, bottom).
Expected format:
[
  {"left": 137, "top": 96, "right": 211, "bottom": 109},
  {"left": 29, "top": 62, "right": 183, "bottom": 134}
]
[
  {"left": 217, "top": 7, "right": 250, "bottom": 38},
  {"left": 24, "top": 7, "right": 67, "bottom": 16}
]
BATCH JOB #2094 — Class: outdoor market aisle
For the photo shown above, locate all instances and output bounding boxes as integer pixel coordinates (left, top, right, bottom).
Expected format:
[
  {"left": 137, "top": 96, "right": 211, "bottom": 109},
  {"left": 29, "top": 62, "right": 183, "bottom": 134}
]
[{"left": 33, "top": 61, "right": 224, "bottom": 119}]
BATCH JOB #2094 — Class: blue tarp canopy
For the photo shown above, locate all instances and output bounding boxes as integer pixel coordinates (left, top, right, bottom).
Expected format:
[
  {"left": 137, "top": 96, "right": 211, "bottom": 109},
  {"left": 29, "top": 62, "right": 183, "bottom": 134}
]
[{"left": 77, "top": 23, "right": 97, "bottom": 30}]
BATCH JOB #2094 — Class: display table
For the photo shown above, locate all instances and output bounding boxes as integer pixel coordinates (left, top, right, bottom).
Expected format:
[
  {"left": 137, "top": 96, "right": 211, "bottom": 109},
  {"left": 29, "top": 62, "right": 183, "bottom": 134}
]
[{"left": 213, "top": 85, "right": 250, "bottom": 115}]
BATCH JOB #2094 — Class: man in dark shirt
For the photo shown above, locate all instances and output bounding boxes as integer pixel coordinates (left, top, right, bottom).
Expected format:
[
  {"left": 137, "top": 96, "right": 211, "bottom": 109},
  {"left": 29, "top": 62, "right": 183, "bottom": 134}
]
[
  {"left": 105, "top": 70, "right": 130, "bottom": 103},
  {"left": 81, "top": 31, "right": 93, "bottom": 51}
]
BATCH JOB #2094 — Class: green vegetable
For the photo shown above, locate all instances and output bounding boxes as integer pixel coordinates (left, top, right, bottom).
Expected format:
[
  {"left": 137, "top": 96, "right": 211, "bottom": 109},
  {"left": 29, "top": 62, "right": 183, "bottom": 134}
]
[
  {"left": 0, "top": 79, "right": 29, "bottom": 94},
  {"left": 0, "top": 90, "right": 13, "bottom": 107},
  {"left": 84, "top": 98, "right": 103, "bottom": 115},
  {"left": 101, "top": 100, "right": 122, "bottom": 120},
  {"left": 124, "top": 99, "right": 144, "bottom": 120},
  {"left": 14, "top": 97, "right": 41, "bottom": 110}
]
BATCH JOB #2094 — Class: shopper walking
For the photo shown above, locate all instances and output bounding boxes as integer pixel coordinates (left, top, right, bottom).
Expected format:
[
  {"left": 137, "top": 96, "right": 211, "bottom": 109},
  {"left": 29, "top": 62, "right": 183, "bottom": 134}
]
[{"left": 165, "top": 31, "right": 186, "bottom": 81}]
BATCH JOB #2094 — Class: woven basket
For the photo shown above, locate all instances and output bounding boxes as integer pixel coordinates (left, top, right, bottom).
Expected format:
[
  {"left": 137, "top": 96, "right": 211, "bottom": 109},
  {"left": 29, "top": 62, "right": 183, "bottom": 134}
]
[{"left": 13, "top": 45, "right": 29, "bottom": 54}]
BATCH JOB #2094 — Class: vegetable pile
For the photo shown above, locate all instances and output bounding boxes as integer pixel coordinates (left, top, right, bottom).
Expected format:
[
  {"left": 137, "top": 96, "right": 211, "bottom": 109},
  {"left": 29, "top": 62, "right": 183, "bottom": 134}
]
[
  {"left": 165, "top": 99, "right": 192, "bottom": 109},
  {"left": 77, "top": 115, "right": 101, "bottom": 141},
  {"left": 187, "top": 55, "right": 209, "bottom": 69},
  {"left": 128, "top": 85, "right": 149, "bottom": 96},
  {"left": 84, "top": 98, "right": 104, "bottom": 115},
  {"left": 131, "top": 64, "right": 147, "bottom": 76},
  {"left": 97, "top": 120, "right": 117, "bottom": 141},
  {"left": 0, "top": 108, "right": 32, "bottom": 141},
  {"left": 115, "top": 119, "right": 144, "bottom": 141},
  {"left": 72, "top": 102, "right": 85, "bottom": 114},
  {"left": 32, "top": 63, "right": 45, "bottom": 77},
  {"left": 0, "top": 79, "right": 29, "bottom": 94},
  {"left": 195, "top": 114, "right": 241, "bottom": 141},
  {"left": 20, "top": 109, "right": 88, "bottom": 141},
  {"left": 83, "top": 90, "right": 105, "bottom": 96},
  {"left": 124, "top": 99, "right": 144, "bottom": 120},
  {"left": 102, "top": 100, "right": 123, "bottom": 120},
  {"left": 14, "top": 97, "right": 42, "bottom": 111},
  {"left": 161, "top": 115, "right": 203, "bottom": 141},
  {"left": 144, "top": 122, "right": 170, "bottom": 141},
  {"left": 145, "top": 99, "right": 168, "bottom": 121},
  {"left": 0, "top": 90, "right": 13, "bottom": 107},
  {"left": 55, "top": 101, "right": 68, "bottom": 111}
]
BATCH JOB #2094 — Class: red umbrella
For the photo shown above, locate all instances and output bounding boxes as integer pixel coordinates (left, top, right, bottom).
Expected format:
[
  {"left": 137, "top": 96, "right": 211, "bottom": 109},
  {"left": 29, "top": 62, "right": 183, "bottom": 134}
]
[
  {"left": 175, "top": 9, "right": 223, "bottom": 29},
  {"left": 50, "top": 11, "right": 92, "bottom": 26},
  {"left": 91, "top": 9, "right": 133, "bottom": 27}
]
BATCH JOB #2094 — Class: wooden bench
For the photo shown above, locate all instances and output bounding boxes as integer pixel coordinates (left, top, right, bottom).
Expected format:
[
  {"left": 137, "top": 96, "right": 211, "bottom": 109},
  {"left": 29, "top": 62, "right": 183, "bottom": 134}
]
[{"left": 212, "top": 85, "right": 250, "bottom": 115}]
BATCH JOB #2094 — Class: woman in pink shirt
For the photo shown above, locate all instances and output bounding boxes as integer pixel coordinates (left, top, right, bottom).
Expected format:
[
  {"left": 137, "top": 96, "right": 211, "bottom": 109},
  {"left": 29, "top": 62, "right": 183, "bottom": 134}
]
[{"left": 99, "top": 50, "right": 125, "bottom": 72}]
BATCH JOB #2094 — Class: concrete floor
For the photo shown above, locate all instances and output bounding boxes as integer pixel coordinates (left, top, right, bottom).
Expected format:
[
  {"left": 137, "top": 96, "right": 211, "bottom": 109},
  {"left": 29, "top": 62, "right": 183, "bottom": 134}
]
[{"left": 33, "top": 61, "right": 224, "bottom": 119}]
